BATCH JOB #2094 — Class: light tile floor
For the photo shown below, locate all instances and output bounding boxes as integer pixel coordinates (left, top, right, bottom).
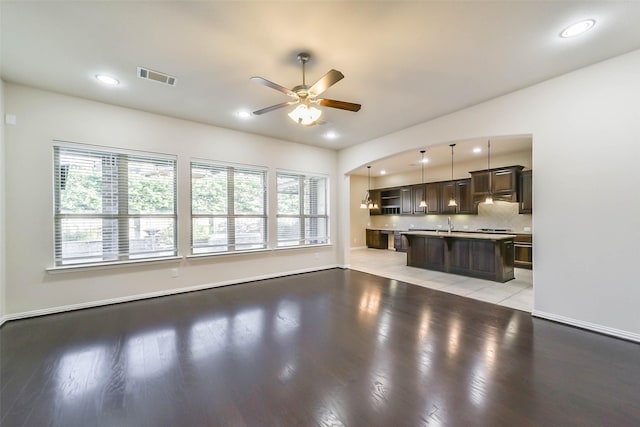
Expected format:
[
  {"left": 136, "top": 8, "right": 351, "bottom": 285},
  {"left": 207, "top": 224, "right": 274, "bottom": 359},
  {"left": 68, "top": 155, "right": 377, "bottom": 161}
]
[{"left": 349, "top": 248, "right": 533, "bottom": 312}]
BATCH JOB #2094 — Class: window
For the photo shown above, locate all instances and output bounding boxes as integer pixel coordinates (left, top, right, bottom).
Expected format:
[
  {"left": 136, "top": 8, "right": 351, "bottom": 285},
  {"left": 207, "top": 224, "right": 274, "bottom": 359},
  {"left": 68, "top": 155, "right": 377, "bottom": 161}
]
[
  {"left": 277, "top": 172, "right": 329, "bottom": 247},
  {"left": 54, "top": 144, "right": 177, "bottom": 266},
  {"left": 191, "top": 161, "right": 267, "bottom": 254}
]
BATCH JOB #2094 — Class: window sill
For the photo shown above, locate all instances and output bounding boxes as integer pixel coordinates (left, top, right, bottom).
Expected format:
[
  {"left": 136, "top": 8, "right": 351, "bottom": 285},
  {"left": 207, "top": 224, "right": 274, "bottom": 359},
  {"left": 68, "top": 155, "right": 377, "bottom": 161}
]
[
  {"left": 186, "top": 244, "right": 332, "bottom": 260},
  {"left": 187, "top": 248, "right": 271, "bottom": 260},
  {"left": 273, "top": 243, "right": 332, "bottom": 251},
  {"left": 46, "top": 256, "right": 183, "bottom": 273}
]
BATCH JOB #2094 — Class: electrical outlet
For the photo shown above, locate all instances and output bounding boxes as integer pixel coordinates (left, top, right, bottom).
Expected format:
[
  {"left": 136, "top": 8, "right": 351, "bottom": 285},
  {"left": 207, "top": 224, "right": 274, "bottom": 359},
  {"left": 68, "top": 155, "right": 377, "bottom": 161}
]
[
  {"left": 463, "top": 225, "right": 469, "bottom": 229},
  {"left": 170, "top": 268, "right": 179, "bottom": 278},
  {"left": 524, "top": 226, "right": 531, "bottom": 232}
]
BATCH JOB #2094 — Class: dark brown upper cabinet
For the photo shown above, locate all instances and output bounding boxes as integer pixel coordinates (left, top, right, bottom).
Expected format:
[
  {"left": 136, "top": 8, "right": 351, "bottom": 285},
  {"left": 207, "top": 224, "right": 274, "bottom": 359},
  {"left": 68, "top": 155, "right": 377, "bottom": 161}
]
[
  {"left": 425, "top": 183, "right": 441, "bottom": 214},
  {"left": 368, "top": 166, "right": 531, "bottom": 216},
  {"left": 456, "top": 179, "right": 476, "bottom": 214},
  {"left": 412, "top": 184, "right": 426, "bottom": 215},
  {"left": 440, "top": 179, "right": 476, "bottom": 215},
  {"left": 519, "top": 170, "right": 532, "bottom": 214},
  {"left": 470, "top": 165, "right": 524, "bottom": 203},
  {"left": 440, "top": 181, "right": 457, "bottom": 215},
  {"left": 401, "top": 187, "right": 413, "bottom": 214}
]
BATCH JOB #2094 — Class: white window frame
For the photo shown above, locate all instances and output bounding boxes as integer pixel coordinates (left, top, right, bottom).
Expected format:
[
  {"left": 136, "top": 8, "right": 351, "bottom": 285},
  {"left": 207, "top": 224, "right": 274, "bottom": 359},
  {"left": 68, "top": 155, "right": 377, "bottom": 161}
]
[
  {"left": 53, "top": 142, "right": 178, "bottom": 267},
  {"left": 276, "top": 170, "right": 330, "bottom": 248},
  {"left": 190, "top": 160, "right": 268, "bottom": 255}
]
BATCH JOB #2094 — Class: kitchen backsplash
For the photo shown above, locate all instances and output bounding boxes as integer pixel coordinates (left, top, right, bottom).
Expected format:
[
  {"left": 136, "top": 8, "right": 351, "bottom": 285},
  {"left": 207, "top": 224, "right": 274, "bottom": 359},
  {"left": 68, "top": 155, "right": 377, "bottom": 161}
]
[{"left": 368, "top": 201, "right": 532, "bottom": 233}]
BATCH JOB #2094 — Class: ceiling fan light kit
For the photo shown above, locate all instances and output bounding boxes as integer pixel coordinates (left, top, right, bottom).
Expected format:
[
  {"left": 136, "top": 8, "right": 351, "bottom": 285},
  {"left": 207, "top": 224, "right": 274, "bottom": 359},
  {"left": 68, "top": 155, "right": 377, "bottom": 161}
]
[
  {"left": 251, "top": 52, "right": 361, "bottom": 126},
  {"left": 288, "top": 104, "right": 322, "bottom": 125}
]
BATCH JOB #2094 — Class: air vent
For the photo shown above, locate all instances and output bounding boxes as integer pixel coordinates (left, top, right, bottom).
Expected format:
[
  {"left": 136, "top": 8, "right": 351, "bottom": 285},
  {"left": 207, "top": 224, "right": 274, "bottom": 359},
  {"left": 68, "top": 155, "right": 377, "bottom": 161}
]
[{"left": 137, "top": 67, "right": 177, "bottom": 86}]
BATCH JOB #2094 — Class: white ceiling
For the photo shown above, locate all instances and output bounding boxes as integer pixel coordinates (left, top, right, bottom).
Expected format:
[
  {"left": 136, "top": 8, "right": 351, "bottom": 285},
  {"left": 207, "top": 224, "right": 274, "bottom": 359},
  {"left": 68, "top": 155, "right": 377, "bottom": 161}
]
[{"left": 2, "top": 1, "right": 640, "bottom": 152}]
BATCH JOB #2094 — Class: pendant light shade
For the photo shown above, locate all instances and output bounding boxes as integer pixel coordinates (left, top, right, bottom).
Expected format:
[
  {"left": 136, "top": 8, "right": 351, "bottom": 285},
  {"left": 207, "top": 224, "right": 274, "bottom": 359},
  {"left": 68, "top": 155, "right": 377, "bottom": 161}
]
[
  {"left": 360, "top": 166, "right": 378, "bottom": 209},
  {"left": 448, "top": 144, "right": 457, "bottom": 207},
  {"left": 484, "top": 139, "right": 494, "bottom": 204},
  {"left": 418, "top": 150, "right": 427, "bottom": 208}
]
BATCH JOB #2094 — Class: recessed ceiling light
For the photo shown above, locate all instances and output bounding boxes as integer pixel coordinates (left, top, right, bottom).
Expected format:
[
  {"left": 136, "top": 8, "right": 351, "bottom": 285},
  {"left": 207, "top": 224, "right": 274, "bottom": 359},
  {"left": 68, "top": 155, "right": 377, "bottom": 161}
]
[
  {"left": 380, "top": 170, "right": 386, "bottom": 175},
  {"left": 324, "top": 131, "right": 338, "bottom": 139},
  {"left": 473, "top": 147, "right": 482, "bottom": 154},
  {"left": 95, "top": 74, "right": 120, "bottom": 86},
  {"left": 560, "top": 19, "right": 596, "bottom": 38},
  {"left": 237, "top": 110, "right": 251, "bottom": 119}
]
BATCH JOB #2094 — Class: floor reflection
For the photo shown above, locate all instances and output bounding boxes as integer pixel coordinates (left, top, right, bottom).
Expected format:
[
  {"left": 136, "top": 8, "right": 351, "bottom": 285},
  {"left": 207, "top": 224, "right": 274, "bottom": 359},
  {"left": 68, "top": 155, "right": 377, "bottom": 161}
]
[
  {"left": 189, "top": 315, "right": 229, "bottom": 361},
  {"left": 274, "top": 299, "right": 300, "bottom": 338},
  {"left": 231, "top": 307, "right": 264, "bottom": 348},
  {"left": 126, "top": 328, "right": 176, "bottom": 379},
  {"left": 56, "top": 344, "right": 107, "bottom": 402},
  {"left": 447, "top": 316, "right": 462, "bottom": 359},
  {"left": 358, "top": 286, "right": 381, "bottom": 316}
]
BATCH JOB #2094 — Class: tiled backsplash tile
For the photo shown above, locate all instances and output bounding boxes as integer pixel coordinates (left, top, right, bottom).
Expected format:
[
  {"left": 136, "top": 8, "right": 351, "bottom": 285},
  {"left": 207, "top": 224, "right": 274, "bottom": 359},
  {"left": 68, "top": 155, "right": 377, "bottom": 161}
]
[{"left": 368, "top": 201, "right": 532, "bottom": 233}]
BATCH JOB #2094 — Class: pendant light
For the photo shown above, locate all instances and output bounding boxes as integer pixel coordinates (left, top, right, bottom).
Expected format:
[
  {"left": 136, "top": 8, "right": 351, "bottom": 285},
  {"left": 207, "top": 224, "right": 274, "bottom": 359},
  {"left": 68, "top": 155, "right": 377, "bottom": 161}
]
[
  {"left": 484, "top": 140, "right": 494, "bottom": 204},
  {"left": 418, "top": 150, "right": 427, "bottom": 208},
  {"left": 360, "top": 166, "right": 378, "bottom": 209},
  {"left": 447, "top": 144, "right": 457, "bottom": 207}
]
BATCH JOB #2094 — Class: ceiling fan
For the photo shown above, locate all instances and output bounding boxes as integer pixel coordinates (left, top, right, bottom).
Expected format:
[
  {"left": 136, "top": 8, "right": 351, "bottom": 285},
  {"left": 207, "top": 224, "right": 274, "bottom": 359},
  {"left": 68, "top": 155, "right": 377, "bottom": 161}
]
[{"left": 251, "top": 52, "right": 361, "bottom": 126}]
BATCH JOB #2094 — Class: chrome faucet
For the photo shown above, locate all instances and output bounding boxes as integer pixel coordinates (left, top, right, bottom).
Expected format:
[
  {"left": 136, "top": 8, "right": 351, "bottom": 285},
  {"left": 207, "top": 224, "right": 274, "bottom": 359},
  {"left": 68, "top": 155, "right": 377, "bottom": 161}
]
[{"left": 447, "top": 216, "right": 453, "bottom": 233}]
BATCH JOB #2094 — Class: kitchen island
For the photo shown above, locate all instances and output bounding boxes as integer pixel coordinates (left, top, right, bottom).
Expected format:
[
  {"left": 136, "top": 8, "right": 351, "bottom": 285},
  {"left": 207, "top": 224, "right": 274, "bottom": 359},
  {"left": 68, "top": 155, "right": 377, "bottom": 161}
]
[{"left": 402, "top": 231, "right": 515, "bottom": 282}]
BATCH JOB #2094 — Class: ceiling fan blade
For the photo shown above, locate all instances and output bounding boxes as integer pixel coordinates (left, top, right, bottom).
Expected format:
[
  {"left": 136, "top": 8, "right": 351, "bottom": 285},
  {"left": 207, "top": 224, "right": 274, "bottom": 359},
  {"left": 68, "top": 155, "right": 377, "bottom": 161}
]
[
  {"left": 317, "top": 98, "right": 361, "bottom": 112},
  {"left": 250, "top": 76, "right": 296, "bottom": 97},
  {"left": 309, "top": 69, "right": 344, "bottom": 96},
  {"left": 253, "top": 101, "right": 296, "bottom": 115}
]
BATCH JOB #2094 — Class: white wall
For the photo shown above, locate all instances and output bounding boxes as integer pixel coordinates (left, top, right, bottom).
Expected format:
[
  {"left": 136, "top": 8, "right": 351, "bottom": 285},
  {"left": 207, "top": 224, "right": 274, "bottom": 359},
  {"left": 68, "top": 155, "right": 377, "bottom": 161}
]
[
  {"left": 4, "top": 84, "right": 340, "bottom": 317},
  {"left": 339, "top": 49, "right": 640, "bottom": 341},
  {"left": 0, "top": 79, "right": 6, "bottom": 322}
]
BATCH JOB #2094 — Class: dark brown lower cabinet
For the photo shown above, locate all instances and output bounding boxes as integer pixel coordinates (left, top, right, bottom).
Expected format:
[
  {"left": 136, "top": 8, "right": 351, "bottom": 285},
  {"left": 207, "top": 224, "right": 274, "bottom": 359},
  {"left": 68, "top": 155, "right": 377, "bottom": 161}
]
[
  {"left": 393, "top": 232, "right": 408, "bottom": 252},
  {"left": 406, "top": 233, "right": 446, "bottom": 271},
  {"left": 405, "top": 233, "right": 515, "bottom": 282},
  {"left": 366, "top": 229, "right": 388, "bottom": 249}
]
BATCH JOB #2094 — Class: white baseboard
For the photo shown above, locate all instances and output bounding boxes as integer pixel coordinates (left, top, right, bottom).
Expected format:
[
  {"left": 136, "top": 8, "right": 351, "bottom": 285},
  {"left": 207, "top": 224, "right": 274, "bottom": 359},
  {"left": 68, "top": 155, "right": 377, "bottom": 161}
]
[
  {"left": 1, "top": 264, "right": 340, "bottom": 324},
  {"left": 533, "top": 310, "right": 640, "bottom": 343}
]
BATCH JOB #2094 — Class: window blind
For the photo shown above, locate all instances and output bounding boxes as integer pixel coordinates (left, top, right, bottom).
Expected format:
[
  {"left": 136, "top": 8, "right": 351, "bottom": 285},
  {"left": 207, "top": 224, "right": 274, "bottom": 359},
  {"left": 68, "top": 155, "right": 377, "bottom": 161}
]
[
  {"left": 54, "top": 144, "right": 177, "bottom": 266},
  {"left": 191, "top": 161, "right": 267, "bottom": 254},
  {"left": 276, "top": 172, "right": 329, "bottom": 247}
]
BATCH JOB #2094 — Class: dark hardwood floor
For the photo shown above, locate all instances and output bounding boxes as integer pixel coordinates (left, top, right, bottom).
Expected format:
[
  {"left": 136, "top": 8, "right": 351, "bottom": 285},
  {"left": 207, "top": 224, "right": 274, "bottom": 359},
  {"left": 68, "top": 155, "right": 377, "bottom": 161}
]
[{"left": 1, "top": 268, "right": 639, "bottom": 426}]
